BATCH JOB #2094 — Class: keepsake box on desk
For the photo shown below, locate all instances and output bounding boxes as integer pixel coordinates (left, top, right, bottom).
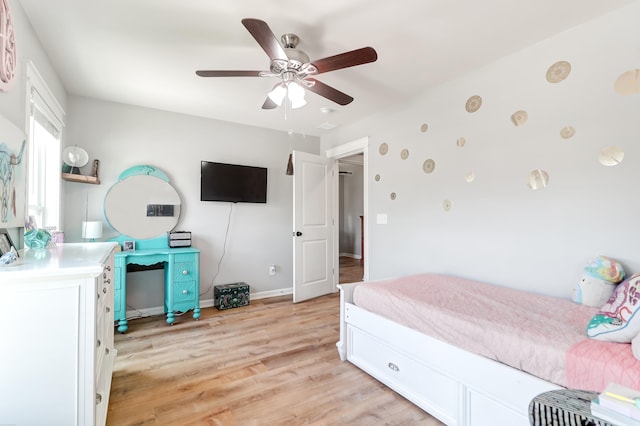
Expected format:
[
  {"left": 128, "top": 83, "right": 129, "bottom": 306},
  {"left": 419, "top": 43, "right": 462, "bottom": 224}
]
[{"left": 111, "top": 235, "right": 200, "bottom": 333}]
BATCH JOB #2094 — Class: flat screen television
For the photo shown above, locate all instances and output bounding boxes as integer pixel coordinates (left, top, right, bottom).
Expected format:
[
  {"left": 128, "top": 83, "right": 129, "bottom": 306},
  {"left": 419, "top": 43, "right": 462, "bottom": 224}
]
[{"left": 201, "top": 161, "right": 268, "bottom": 203}]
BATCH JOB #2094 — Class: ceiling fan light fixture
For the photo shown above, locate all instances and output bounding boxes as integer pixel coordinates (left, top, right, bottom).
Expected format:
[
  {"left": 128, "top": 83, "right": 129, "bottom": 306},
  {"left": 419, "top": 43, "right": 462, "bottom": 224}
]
[
  {"left": 287, "top": 81, "right": 306, "bottom": 109},
  {"left": 268, "top": 84, "right": 287, "bottom": 106}
]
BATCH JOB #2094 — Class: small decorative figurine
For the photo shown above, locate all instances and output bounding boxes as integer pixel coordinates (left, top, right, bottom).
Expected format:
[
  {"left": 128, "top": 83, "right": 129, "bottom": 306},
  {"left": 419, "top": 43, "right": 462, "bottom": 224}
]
[{"left": 92, "top": 159, "right": 100, "bottom": 178}]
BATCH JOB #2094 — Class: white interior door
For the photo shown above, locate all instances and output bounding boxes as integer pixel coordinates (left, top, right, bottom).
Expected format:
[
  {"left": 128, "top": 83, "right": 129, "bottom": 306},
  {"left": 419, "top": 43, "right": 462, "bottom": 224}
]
[{"left": 292, "top": 150, "right": 334, "bottom": 303}]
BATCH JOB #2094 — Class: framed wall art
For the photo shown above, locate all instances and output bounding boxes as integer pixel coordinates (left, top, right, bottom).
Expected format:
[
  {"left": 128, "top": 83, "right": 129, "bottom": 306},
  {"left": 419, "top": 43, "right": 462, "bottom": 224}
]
[
  {"left": 0, "top": 229, "right": 15, "bottom": 256},
  {"left": 0, "top": 114, "right": 26, "bottom": 228}
]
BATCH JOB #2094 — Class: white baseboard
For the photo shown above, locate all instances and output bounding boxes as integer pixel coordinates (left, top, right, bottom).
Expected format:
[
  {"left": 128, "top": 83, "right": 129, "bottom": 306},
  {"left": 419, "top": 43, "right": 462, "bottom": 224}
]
[
  {"left": 339, "top": 252, "right": 362, "bottom": 260},
  {"left": 124, "top": 286, "right": 294, "bottom": 320}
]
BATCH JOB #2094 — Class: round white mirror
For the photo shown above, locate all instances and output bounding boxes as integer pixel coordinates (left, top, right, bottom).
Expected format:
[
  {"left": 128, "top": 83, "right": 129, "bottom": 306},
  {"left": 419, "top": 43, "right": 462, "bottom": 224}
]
[{"left": 104, "top": 165, "right": 181, "bottom": 239}]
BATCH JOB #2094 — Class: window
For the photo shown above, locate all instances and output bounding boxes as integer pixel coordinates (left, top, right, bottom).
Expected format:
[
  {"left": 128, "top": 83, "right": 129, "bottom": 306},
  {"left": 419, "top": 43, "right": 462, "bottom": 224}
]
[{"left": 25, "top": 62, "right": 65, "bottom": 231}]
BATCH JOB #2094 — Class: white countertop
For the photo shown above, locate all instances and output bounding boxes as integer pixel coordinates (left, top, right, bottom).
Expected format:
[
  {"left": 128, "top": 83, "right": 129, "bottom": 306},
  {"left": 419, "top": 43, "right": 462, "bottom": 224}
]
[{"left": 0, "top": 242, "right": 117, "bottom": 282}]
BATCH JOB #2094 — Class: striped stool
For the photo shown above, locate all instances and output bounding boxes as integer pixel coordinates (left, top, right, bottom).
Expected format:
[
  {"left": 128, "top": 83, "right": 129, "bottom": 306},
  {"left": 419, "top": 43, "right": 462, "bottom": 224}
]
[{"left": 529, "top": 389, "right": 614, "bottom": 426}]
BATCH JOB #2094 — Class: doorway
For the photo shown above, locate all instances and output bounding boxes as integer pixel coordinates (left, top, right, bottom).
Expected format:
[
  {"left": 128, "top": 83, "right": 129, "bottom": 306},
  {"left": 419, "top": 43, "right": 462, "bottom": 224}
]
[
  {"left": 338, "top": 154, "right": 364, "bottom": 283},
  {"left": 326, "top": 136, "right": 369, "bottom": 285}
]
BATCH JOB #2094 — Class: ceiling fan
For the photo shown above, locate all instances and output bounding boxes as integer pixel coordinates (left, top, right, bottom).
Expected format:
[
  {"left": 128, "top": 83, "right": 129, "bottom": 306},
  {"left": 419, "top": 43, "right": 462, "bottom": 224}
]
[{"left": 196, "top": 18, "right": 378, "bottom": 110}]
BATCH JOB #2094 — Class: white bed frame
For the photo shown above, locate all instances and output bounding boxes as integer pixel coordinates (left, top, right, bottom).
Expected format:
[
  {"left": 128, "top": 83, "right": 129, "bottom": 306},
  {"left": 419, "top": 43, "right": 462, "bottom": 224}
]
[{"left": 337, "top": 283, "right": 562, "bottom": 426}]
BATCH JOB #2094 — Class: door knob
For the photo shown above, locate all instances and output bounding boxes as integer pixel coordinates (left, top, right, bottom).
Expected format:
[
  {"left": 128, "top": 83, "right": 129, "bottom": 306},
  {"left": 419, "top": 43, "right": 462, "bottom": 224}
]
[{"left": 293, "top": 231, "right": 303, "bottom": 237}]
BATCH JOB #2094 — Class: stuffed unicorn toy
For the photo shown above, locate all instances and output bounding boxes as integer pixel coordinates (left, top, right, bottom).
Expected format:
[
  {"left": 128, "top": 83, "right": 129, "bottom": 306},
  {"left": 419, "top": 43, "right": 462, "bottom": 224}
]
[{"left": 572, "top": 255, "right": 625, "bottom": 307}]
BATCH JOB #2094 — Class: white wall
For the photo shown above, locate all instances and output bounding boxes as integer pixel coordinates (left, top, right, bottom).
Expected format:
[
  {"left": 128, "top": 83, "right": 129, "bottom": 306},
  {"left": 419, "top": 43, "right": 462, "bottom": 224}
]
[
  {"left": 64, "top": 96, "right": 320, "bottom": 309},
  {"left": 321, "top": 3, "right": 640, "bottom": 298},
  {"left": 0, "top": 0, "right": 67, "bottom": 246}
]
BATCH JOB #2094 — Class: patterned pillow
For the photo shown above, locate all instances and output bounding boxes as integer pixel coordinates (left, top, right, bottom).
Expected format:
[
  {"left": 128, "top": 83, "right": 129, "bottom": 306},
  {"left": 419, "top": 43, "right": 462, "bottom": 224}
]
[{"left": 587, "top": 273, "right": 640, "bottom": 342}]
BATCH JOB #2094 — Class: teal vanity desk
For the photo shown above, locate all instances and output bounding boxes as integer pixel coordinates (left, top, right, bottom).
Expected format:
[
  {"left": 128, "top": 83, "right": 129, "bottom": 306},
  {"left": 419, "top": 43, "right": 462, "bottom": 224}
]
[
  {"left": 112, "top": 235, "right": 201, "bottom": 333},
  {"left": 104, "top": 165, "right": 199, "bottom": 333}
]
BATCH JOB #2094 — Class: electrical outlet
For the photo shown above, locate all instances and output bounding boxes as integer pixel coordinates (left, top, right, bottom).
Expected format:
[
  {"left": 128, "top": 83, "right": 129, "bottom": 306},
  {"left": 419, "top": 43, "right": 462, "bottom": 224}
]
[{"left": 269, "top": 265, "right": 276, "bottom": 276}]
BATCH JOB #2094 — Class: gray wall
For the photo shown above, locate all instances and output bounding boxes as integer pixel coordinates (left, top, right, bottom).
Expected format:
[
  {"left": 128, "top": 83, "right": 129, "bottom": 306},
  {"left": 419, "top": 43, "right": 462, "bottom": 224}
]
[
  {"left": 322, "top": 3, "right": 640, "bottom": 298},
  {"left": 63, "top": 96, "right": 320, "bottom": 309}
]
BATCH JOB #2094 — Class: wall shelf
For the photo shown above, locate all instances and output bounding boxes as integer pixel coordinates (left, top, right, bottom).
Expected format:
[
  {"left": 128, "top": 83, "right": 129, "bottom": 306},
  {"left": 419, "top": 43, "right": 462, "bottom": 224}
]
[{"left": 61, "top": 173, "right": 100, "bottom": 185}]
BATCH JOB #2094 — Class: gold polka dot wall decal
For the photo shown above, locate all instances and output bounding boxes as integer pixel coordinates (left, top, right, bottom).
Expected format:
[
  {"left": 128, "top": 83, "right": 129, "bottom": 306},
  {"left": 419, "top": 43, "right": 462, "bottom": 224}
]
[
  {"left": 423, "top": 159, "right": 436, "bottom": 174},
  {"left": 456, "top": 137, "right": 466, "bottom": 147},
  {"left": 442, "top": 199, "right": 452, "bottom": 212},
  {"left": 465, "top": 95, "right": 482, "bottom": 113},
  {"left": 528, "top": 169, "right": 549, "bottom": 190},
  {"left": 374, "top": 174, "right": 381, "bottom": 182},
  {"left": 598, "top": 146, "right": 624, "bottom": 166},
  {"left": 546, "top": 61, "right": 571, "bottom": 83},
  {"left": 379, "top": 143, "right": 388, "bottom": 155},
  {"left": 511, "top": 110, "right": 528, "bottom": 126},
  {"left": 614, "top": 69, "right": 640, "bottom": 96},
  {"left": 465, "top": 172, "right": 475, "bottom": 183},
  {"left": 390, "top": 192, "right": 397, "bottom": 200},
  {"left": 560, "top": 126, "right": 575, "bottom": 139},
  {"left": 420, "top": 123, "right": 428, "bottom": 133},
  {"left": 400, "top": 149, "right": 409, "bottom": 160}
]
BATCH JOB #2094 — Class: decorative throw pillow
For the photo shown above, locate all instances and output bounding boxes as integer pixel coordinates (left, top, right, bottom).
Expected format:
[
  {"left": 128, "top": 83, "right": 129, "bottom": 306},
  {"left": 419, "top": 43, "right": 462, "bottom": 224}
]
[{"left": 587, "top": 273, "right": 640, "bottom": 342}]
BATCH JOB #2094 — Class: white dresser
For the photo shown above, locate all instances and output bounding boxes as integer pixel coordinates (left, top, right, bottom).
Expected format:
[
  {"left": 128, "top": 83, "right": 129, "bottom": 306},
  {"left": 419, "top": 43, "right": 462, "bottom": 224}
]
[{"left": 0, "top": 242, "right": 118, "bottom": 426}]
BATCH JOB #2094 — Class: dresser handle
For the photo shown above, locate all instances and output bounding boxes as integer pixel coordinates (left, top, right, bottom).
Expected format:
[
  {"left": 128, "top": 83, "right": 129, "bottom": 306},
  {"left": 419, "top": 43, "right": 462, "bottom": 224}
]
[
  {"left": 182, "top": 290, "right": 188, "bottom": 294},
  {"left": 97, "top": 339, "right": 101, "bottom": 348},
  {"left": 387, "top": 362, "right": 399, "bottom": 372},
  {"left": 96, "top": 393, "right": 102, "bottom": 405},
  {"left": 105, "top": 348, "right": 110, "bottom": 355},
  {"left": 104, "top": 279, "right": 111, "bottom": 284},
  {"left": 106, "top": 306, "right": 110, "bottom": 313},
  {"left": 103, "top": 287, "right": 107, "bottom": 294},
  {"left": 182, "top": 270, "right": 189, "bottom": 275},
  {"left": 105, "top": 265, "right": 111, "bottom": 271}
]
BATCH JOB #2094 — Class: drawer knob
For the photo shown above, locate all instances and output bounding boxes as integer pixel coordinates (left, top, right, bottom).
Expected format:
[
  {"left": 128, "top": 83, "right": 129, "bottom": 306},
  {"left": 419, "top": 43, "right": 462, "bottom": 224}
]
[
  {"left": 182, "top": 270, "right": 189, "bottom": 275},
  {"left": 387, "top": 362, "right": 400, "bottom": 372},
  {"left": 105, "top": 265, "right": 112, "bottom": 271},
  {"left": 106, "top": 306, "right": 110, "bottom": 313},
  {"left": 104, "top": 278, "right": 111, "bottom": 284},
  {"left": 97, "top": 339, "right": 101, "bottom": 348},
  {"left": 96, "top": 393, "right": 102, "bottom": 405},
  {"left": 103, "top": 287, "right": 107, "bottom": 294},
  {"left": 182, "top": 290, "right": 188, "bottom": 294}
]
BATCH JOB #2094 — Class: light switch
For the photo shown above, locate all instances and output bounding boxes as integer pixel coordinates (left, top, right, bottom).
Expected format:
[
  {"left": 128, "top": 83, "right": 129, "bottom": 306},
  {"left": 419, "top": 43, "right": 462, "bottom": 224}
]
[{"left": 376, "top": 213, "right": 388, "bottom": 224}]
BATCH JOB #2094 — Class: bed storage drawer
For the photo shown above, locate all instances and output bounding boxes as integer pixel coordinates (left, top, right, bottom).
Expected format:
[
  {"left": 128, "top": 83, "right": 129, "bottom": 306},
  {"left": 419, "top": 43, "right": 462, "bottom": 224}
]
[
  {"left": 347, "top": 324, "right": 460, "bottom": 425},
  {"left": 467, "top": 389, "right": 527, "bottom": 426}
]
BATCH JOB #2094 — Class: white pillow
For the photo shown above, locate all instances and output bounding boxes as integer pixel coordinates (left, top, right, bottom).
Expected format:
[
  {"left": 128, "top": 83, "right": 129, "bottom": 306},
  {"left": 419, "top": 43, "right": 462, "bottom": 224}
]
[{"left": 587, "top": 273, "right": 640, "bottom": 343}]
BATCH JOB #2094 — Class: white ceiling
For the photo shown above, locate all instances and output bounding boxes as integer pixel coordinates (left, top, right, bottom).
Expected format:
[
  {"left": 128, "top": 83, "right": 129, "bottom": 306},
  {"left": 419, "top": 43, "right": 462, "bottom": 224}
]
[{"left": 17, "top": 0, "right": 635, "bottom": 137}]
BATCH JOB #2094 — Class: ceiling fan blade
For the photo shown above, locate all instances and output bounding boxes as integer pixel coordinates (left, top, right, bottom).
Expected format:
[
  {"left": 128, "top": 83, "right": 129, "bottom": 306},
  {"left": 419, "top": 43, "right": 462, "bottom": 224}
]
[
  {"left": 262, "top": 97, "right": 278, "bottom": 109},
  {"left": 306, "top": 79, "right": 354, "bottom": 105},
  {"left": 241, "top": 18, "right": 288, "bottom": 61},
  {"left": 311, "top": 47, "right": 377, "bottom": 75},
  {"left": 196, "top": 70, "right": 262, "bottom": 77}
]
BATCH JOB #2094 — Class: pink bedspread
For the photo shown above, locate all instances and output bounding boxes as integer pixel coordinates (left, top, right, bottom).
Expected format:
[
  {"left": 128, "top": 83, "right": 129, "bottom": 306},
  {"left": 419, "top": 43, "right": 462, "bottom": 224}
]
[{"left": 352, "top": 273, "right": 640, "bottom": 391}]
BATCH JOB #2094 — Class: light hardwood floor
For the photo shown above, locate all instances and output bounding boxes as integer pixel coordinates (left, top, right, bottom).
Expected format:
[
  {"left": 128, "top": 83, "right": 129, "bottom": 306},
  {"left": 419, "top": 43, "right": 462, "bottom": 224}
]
[{"left": 107, "top": 289, "right": 443, "bottom": 425}]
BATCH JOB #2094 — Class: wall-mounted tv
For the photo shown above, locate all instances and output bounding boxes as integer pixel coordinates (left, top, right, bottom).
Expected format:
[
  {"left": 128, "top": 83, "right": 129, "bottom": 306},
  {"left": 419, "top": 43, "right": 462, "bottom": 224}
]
[{"left": 201, "top": 161, "right": 268, "bottom": 203}]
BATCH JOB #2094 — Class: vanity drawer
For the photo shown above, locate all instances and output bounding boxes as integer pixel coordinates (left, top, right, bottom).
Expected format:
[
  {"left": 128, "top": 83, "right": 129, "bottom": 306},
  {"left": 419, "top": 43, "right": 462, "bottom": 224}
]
[
  {"left": 173, "top": 280, "right": 197, "bottom": 306},
  {"left": 173, "top": 261, "right": 196, "bottom": 282}
]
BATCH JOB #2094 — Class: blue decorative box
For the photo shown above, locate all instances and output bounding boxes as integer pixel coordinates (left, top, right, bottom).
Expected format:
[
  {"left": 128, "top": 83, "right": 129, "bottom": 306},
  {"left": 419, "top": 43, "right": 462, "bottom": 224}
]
[{"left": 214, "top": 283, "right": 250, "bottom": 310}]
